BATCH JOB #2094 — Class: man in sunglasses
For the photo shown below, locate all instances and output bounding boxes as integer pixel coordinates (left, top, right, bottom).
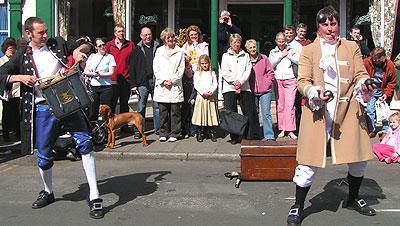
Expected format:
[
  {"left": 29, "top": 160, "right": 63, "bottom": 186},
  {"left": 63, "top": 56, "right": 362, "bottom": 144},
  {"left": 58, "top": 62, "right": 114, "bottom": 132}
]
[{"left": 286, "top": 6, "right": 376, "bottom": 226}]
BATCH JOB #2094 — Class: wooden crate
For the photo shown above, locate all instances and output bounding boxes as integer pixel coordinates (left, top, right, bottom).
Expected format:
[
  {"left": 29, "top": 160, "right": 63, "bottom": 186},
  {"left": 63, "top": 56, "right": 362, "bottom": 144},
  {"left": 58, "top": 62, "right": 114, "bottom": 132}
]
[{"left": 240, "top": 139, "right": 298, "bottom": 181}]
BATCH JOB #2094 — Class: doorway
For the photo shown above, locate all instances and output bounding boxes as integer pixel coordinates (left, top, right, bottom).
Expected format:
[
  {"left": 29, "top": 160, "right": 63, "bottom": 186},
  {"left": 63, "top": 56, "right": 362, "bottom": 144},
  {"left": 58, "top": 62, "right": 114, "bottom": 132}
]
[{"left": 228, "top": 4, "right": 284, "bottom": 55}]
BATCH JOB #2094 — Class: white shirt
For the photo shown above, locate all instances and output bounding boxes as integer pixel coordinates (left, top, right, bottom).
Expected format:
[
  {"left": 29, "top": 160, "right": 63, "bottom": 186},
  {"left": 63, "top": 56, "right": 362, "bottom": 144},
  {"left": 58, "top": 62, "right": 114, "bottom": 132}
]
[
  {"left": 86, "top": 53, "right": 116, "bottom": 86},
  {"left": 194, "top": 70, "right": 218, "bottom": 95},
  {"left": 308, "top": 37, "right": 339, "bottom": 141},
  {"left": 31, "top": 45, "right": 63, "bottom": 103}
]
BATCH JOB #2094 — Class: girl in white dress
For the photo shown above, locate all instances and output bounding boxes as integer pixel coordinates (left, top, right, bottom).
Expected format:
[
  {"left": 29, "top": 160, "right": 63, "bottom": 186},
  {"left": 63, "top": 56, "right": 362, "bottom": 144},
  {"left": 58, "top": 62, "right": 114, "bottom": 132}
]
[{"left": 192, "top": 55, "right": 219, "bottom": 142}]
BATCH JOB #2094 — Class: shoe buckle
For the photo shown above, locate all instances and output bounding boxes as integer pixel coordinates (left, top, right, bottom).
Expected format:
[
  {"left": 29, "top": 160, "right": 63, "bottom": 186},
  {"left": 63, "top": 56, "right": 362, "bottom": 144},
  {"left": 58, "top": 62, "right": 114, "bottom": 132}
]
[
  {"left": 288, "top": 208, "right": 299, "bottom": 216},
  {"left": 37, "top": 191, "right": 46, "bottom": 200},
  {"left": 357, "top": 199, "right": 367, "bottom": 208},
  {"left": 92, "top": 202, "right": 103, "bottom": 211}
]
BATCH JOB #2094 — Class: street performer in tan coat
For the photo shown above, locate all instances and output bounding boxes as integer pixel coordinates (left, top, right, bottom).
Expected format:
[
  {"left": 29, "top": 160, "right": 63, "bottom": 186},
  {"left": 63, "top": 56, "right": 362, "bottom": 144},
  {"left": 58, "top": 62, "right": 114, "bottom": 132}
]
[{"left": 287, "top": 6, "right": 376, "bottom": 226}]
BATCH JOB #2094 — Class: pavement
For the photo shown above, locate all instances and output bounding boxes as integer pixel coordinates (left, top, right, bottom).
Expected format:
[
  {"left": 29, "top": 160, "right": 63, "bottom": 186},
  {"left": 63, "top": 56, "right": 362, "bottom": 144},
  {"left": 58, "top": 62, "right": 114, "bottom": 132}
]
[{"left": 0, "top": 102, "right": 383, "bottom": 161}]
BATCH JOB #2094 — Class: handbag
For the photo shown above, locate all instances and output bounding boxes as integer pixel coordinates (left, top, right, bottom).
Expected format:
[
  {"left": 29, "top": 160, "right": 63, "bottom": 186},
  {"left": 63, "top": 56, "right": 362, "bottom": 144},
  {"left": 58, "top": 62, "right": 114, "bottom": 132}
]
[
  {"left": 219, "top": 110, "right": 248, "bottom": 136},
  {"left": 375, "top": 99, "right": 391, "bottom": 122}
]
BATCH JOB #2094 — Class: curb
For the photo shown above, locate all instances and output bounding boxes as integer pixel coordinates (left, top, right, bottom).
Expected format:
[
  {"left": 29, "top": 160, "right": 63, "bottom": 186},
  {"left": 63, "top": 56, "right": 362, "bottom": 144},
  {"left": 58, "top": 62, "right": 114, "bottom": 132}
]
[{"left": 95, "top": 151, "right": 240, "bottom": 162}]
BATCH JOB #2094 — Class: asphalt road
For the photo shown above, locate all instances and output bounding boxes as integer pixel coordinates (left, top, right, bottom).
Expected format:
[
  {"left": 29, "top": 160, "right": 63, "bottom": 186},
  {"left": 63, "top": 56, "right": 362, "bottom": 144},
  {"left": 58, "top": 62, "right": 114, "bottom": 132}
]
[{"left": 0, "top": 156, "right": 399, "bottom": 226}]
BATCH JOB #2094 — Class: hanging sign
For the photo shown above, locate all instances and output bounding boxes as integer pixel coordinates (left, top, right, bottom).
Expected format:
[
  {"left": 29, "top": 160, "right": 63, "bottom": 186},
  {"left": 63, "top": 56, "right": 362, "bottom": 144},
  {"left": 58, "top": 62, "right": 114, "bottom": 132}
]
[{"left": 139, "top": 14, "right": 158, "bottom": 25}]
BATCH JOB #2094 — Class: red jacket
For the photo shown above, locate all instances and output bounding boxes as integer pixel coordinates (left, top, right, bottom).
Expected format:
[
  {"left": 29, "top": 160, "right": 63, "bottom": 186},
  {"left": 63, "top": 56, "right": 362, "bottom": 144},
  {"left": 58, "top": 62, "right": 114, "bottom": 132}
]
[
  {"left": 106, "top": 38, "right": 135, "bottom": 81},
  {"left": 363, "top": 57, "right": 397, "bottom": 102}
]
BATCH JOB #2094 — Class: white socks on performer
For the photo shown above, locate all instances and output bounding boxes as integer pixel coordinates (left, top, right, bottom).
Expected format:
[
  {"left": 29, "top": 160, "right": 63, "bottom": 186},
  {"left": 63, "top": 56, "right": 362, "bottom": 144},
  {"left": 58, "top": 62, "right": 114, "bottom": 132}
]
[
  {"left": 39, "top": 168, "right": 53, "bottom": 194},
  {"left": 82, "top": 151, "right": 99, "bottom": 201}
]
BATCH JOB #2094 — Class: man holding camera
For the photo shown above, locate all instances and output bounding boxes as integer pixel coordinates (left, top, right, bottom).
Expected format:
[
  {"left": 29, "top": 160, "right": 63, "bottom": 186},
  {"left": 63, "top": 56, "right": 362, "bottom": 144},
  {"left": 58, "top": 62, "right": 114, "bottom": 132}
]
[
  {"left": 349, "top": 26, "right": 370, "bottom": 59},
  {"left": 217, "top": 10, "right": 241, "bottom": 63}
]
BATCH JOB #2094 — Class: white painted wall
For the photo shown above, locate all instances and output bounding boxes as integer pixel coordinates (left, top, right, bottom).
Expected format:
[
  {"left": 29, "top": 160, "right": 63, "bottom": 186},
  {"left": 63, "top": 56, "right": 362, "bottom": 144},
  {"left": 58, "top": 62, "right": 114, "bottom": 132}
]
[{"left": 21, "top": 0, "right": 36, "bottom": 39}]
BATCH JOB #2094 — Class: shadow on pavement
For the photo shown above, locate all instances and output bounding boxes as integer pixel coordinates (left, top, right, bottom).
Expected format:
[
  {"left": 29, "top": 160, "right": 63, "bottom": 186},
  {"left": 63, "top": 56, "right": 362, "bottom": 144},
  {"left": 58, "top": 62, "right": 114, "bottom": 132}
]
[
  {"left": 0, "top": 141, "right": 26, "bottom": 164},
  {"left": 0, "top": 152, "right": 26, "bottom": 164},
  {"left": 61, "top": 171, "right": 171, "bottom": 215},
  {"left": 304, "top": 177, "right": 385, "bottom": 218}
]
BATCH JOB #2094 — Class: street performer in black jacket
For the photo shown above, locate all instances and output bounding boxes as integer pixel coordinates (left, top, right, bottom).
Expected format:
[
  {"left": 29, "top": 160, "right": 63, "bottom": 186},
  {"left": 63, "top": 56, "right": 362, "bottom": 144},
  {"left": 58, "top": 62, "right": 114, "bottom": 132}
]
[{"left": 0, "top": 17, "right": 103, "bottom": 219}]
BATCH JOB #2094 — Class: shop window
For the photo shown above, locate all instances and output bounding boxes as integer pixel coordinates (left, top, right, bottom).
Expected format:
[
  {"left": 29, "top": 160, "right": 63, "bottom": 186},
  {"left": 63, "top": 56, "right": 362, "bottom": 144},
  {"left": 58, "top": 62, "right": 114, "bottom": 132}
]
[
  {"left": 228, "top": 4, "right": 283, "bottom": 55},
  {"left": 66, "top": 0, "right": 114, "bottom": 41},
  {"left": 175, "top": 0, "right": 211, "bottom": 44},
  {"left": 0, "top": 4, "right": 8, "bottom": 57},
  {"left": 133, "top": 0, "right": 168, "bottom": 44}
]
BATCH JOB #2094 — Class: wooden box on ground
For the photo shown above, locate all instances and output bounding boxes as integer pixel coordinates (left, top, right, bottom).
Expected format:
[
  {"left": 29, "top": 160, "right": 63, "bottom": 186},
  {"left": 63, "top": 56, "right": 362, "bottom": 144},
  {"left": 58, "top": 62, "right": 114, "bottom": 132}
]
[{"left": 240, "top": 140, "right": 298, "bottom": 181}]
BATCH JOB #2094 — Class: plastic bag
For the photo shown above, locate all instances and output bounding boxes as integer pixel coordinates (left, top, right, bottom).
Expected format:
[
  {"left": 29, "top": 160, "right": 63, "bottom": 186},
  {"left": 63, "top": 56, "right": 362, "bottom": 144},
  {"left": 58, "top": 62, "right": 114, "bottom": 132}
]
[{"left": 375, "top": 99, "right": 391, "bottom": 122}]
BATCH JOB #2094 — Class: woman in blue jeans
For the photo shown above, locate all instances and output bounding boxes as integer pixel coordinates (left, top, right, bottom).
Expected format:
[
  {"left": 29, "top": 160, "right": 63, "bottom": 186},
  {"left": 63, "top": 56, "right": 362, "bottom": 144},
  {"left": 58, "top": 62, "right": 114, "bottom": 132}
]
[{"left": 245, "top": 39, "right": 276, "bottom": 140}]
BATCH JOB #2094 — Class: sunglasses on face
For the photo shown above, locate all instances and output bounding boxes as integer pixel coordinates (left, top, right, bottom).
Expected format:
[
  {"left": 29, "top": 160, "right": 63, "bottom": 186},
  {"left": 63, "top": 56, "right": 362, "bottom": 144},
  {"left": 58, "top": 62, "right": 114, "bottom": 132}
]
[
  {"left": 317, "top": 13, "right": 335, "bottom": 24},
  {"left": 97, "top": 44, "right": 105, "bottom": 47}
]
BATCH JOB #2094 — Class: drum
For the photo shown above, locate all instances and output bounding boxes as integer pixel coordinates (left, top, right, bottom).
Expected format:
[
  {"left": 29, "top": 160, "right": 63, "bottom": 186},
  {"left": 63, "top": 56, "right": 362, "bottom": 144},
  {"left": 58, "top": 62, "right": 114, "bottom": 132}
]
[{"left": 39, "top": 70, "right": 91, "bottom": 119}]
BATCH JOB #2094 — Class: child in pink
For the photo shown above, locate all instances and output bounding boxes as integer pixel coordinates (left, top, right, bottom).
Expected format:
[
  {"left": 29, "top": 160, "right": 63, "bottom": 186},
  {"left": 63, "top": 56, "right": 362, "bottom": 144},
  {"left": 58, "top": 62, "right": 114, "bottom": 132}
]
[{"left": 373, "top": 112, "right": 400, "bottom": 164}]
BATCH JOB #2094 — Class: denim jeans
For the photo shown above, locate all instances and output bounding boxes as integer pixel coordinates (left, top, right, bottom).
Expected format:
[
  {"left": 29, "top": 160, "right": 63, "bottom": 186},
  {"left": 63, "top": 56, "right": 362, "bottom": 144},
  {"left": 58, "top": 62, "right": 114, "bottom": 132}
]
[
  {"left": 135, "top": 79, "right": 160, "bottom": 134},
  {"left": 255, "top": 92, "right": 275, "bottom": 140},
  {"left": 366, "top": 96, "right": 389, "bottom": 133}
]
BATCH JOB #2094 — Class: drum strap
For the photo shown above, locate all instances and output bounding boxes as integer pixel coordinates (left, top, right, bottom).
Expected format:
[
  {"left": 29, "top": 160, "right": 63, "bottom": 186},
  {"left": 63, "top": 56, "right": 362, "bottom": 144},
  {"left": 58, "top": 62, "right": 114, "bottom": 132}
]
[{"left": 28, "top": 52, "right": 40, "bottom": 79}]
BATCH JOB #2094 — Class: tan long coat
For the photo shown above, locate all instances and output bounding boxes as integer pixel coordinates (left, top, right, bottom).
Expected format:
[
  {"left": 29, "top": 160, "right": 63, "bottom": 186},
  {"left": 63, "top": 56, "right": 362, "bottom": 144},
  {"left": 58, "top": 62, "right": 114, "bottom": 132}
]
[{"left": 296, "top": 37, "right": 374, "bottom": 168}]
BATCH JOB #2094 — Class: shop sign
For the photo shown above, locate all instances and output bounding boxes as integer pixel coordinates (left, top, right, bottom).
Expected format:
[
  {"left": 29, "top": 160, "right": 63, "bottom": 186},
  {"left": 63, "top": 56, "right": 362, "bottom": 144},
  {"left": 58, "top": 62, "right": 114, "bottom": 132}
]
[
  {"left": 139, "top": 14, "right": 158, "bottom": 25},
  {"left": 355, "top": 13, "right": 371, "bottom": 25}
]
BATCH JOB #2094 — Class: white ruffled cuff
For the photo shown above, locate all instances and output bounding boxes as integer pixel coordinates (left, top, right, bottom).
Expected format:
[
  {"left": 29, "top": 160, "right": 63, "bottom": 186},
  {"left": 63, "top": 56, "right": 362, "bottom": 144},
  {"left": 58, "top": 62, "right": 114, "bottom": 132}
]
[
  {"left": 353, "top": 79, "right": 374, "bottom": 106},
  {"left": 308, "top": 86, "right": 325, "bottom": 111}
]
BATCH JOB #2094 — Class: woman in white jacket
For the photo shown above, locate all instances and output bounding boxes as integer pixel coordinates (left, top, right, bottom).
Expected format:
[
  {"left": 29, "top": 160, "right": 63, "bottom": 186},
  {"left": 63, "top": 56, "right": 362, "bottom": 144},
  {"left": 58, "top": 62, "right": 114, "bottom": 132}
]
[
  {"left": 153, "top": 27, "right": 185, "bottom": 142},
  {"left": 221, "top": 33, "right": 260, "bottom": 144},
  {"left": 269, "top": 32, "right": 299, "bottom": 140}
]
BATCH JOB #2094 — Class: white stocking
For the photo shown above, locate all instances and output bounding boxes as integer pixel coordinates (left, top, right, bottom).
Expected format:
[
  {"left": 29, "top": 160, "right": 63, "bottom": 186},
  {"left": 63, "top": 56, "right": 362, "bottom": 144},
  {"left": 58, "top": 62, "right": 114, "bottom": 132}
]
[
  {"left": 39, "top": 168, "right": 53, "bottom": 194},
  {"left": 81, "top": 151, "right": 99, "bottom": 201}
]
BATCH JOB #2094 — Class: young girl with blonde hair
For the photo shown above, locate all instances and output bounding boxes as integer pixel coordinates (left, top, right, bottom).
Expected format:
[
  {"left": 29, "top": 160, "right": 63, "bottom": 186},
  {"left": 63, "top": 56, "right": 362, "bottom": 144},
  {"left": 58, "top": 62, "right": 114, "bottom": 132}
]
[
  {"left": 192, "top": 55, "right": 219, "bottom": 142},
  {"left": 373, "top": 111, "right": 400, "bottom": 164}
]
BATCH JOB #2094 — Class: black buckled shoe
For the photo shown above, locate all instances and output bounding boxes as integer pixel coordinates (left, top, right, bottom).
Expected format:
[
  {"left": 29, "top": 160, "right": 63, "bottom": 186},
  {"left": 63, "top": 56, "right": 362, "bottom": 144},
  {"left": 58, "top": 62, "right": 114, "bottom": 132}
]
[
  {"left": 345, "top": 198, "right": 376, "bottom": 216},
  {"left": 89, "top": 198, "right": 104, "bottom": 219},
  {"left": 287, "top": 204, "right": 303, "bottom": 226},
  {"left": 32, "top": 190, "right": 55, "bottom": 209}
]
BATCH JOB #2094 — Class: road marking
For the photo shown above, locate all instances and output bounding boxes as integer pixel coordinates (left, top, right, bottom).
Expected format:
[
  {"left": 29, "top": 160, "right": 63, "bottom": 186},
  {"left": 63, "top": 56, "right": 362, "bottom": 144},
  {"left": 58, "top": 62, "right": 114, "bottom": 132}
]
[
  {"left": 0, "top": 164, "right": 18, "bottom": 174},
  {"left": 375, "top": 209, "right": 400, "bottom": 212}
]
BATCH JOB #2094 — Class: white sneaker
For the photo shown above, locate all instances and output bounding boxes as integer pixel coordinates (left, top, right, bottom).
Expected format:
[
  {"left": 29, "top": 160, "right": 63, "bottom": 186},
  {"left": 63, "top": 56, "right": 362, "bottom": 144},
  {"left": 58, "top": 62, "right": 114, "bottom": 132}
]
[
  {"left": 159, "top": 137, "right": 167, "bottom": 142},
  {"left": 168, "top": 137, "right": 177, "bottom": 142}
]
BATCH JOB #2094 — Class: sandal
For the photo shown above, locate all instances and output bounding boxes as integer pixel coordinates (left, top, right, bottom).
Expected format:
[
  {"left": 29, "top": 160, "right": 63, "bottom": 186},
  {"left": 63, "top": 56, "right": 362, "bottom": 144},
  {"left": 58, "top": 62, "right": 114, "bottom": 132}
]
[
  {"left": 278, "top": 131, "right": 285, "bottom": 138},
  {"left": 384, "top": 157, "right": 392, "bottom": 164},
  {"left": 224, "top": 171, "right": 240, "bottom": 180},
  {"left": 288, "top": 132, "right": 297, "bottom": 140}
]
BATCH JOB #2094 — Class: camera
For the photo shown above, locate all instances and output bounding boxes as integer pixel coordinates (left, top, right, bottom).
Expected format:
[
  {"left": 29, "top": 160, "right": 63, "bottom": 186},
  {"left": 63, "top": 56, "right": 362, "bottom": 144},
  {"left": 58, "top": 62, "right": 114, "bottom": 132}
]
[{"left": 223, "top": 17, "right": 229, "bottom": 23}]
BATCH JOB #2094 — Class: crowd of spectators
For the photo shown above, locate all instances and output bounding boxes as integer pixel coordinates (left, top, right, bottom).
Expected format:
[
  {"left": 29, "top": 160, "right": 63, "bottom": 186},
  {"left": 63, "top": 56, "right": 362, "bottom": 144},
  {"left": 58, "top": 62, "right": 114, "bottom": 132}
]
[{"left": 0, "top": 8, "right": 395, "bottom": 146}]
